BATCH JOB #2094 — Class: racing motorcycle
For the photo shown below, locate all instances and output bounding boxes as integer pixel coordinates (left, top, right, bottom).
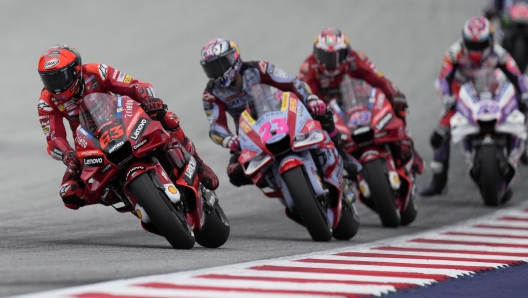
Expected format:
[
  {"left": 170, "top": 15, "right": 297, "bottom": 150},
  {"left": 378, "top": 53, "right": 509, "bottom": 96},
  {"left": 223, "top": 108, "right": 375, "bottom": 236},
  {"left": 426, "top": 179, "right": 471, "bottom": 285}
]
[
  {"left": 329, "top": 76, "right": 418, "bottom": 228},
  {"left": 501, "top": 0, "right": 528, "bottom": 73},
  {"left": 237, "top": 83, "right": 359, "bottom": 242},
  {"left": 450, "top": 69, "right": 526, "bottom": 206},
  {"left": 74, "top": 92, "right": 230, "bottom": 249}
]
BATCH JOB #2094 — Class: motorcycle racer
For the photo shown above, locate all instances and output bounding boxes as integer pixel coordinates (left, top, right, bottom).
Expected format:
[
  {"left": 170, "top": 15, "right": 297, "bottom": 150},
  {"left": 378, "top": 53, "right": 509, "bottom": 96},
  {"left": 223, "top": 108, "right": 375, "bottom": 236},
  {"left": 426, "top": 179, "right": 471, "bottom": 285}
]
[
  {"left": 298, "top": 27, "right": 424, "bottom": 175},
  {"left": 199, "top": 38, "right": 358, "bottom": 188},
  {"left": 37, "top": 45, "right": 219, "bottom": 213},
  {"left": 421, "top": 16, "right": 528, "bottom": 196}
]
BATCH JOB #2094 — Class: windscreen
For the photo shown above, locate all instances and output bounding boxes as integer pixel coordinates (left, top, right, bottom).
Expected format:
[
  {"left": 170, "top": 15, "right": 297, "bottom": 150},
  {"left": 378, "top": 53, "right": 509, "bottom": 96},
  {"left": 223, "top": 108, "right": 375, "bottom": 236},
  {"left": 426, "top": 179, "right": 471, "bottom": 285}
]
[
  {"left": 246, "top": 83, "right": 282, "bottom": 118},
  {"left": 470, "top": 68, "right": 501, "bottom": 100},
  {"left": 79, "top": 93, "right": 118, "bottom": 133},
  {"left": 339, "top": 76, "right": 373, "bottom": 113}
]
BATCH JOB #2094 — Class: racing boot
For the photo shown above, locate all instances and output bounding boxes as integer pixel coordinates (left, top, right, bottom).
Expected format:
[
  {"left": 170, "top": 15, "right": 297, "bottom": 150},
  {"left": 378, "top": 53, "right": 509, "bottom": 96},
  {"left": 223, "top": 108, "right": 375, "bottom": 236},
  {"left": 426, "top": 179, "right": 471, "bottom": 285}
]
[
  {"left": 163, "top": 112, "right": 219, "bottom": 190},
  {"left": 419, "top": 161, "right": 448, "bottom": 196},
  {"left": 330, "top": 129, "right": 360, "bottom": 177}
]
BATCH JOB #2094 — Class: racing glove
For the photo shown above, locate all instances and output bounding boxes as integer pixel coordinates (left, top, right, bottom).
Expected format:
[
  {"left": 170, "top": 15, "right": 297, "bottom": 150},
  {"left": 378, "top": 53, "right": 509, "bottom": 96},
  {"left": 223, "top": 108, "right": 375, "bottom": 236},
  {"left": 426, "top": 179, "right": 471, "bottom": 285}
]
[
  {"left": 62, "top": 151, "right": 81, "bottom": 180},
  {"left": 141, "top": 98, "right": 167, "bottom": 118},
  {"left": 222, "top": 135, "right": 240, "bottom": 152},
  {"left": 392, "top": 92, "right": 408, "bottom": 111},
  {"left": 306, "top": 95, "right": 327, "bottom": 115},
  {"left": 442, "top": 94, "right": 456, "bottom": 111}
]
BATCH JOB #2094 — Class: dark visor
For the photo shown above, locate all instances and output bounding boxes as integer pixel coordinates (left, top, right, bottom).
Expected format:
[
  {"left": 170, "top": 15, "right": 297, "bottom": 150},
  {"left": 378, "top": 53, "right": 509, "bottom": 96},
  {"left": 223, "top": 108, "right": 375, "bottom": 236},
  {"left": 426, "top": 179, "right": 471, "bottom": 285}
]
[
  {"left": 39, "top": 61, "right": 78, "bottom": 94},
  {"left": 315, "top": 47, "right": 349, "bottom": 69},
  {"left": 201, "top": 54, "right": 235, "bottom": 79},
  {"left": 464, "top": 38, "right": 490, "bottom": 52}
]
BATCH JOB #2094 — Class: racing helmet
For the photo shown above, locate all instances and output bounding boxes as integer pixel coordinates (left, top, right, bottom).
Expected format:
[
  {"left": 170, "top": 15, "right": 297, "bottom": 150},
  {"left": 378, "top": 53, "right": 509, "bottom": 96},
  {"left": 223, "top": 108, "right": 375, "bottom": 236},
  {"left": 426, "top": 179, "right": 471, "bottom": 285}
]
[
  {"left": 462, "top": 16, "right": 494, "bottom": 63},
  {"left": 38, "top": 45, "right": 83, "bottom": 102},
  {"left": 200, "top": 38, "right": 242, "bottom": 87},
  {"left": 314, "top": 28, "right": 350, "bottom": 74}
]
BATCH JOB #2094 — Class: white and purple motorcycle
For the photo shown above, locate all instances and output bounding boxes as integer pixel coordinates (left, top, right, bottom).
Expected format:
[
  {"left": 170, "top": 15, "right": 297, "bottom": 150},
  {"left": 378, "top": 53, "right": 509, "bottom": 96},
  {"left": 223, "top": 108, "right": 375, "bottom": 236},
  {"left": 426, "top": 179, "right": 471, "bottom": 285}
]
[
  {"left": 237, "top": 83, "right": 359, "bottom": 241},
  {"left": 450, "top": 69, "right": 526, "bottom": 206}
]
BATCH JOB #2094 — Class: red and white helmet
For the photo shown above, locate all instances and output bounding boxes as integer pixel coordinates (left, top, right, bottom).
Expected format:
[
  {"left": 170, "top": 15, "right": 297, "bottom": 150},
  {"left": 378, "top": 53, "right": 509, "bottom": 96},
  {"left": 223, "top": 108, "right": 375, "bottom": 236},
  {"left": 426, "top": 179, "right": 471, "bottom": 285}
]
[
  {"left": 38, "top": 45, "right": 83, "bottom": 102},
  {"left": 462, "top": 16, "right": 494, "bottom": 63},
  {"left": 313, "top": 28, "right": 350, "bottom": 74}
]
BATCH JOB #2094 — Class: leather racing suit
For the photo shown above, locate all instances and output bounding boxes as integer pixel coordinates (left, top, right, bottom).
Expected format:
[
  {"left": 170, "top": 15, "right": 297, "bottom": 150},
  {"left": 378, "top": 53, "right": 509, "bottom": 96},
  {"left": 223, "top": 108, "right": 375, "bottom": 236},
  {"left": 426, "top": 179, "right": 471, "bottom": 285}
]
[
  {"left": 38, "top": 63, "right": 217, "bottom": 211},
  {"left": 202, "top": 61, "right": 347, "bottom": 187},
  {"left": 424, "top": 41, "right": 527, "bottom": 194},
  {"left": 298, "top": 50, "right": 424, "bottom": 174}
]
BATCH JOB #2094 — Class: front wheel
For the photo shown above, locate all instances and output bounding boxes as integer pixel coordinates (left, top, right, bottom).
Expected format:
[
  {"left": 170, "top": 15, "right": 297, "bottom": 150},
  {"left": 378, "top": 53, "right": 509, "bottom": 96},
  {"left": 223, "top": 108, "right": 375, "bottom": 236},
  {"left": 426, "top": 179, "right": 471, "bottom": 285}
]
[
  {"left": 332, "top": 196, "right": 360, "bottom": 240},
  {"left": 195, "top": 203, "right": 230, "bottom": 248},
  {"left": 362, "top": 159, "right": 401, "bottom": 228},
  {"left": 282, "top": 166, "right": 332, "bottom": 242},
  {"left": 130, "top": 173, "right": 195, "bottom": 249},
  {"left": 477, "top": 146, "right": 501, "bottom": 206}
]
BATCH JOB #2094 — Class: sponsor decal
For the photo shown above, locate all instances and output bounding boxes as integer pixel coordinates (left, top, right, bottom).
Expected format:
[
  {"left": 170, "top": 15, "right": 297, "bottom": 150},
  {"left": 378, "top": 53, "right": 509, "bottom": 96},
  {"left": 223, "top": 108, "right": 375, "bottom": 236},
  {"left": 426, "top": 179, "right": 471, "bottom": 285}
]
[
  {"left": 39, "top": 115, "right": 50, "bottom": 120},
  {"left": 43, "top": 59, "right": 59, "bottom": 69},
  {"left": 83, "top": 156, "right": 104, "bottom": 166},
  {"left": 75, "top": 136, "right": 87, "bottom": 148},
  {"left": 145, "top": 87, "right": 154, "bottom": 97},
  {"left": 117, "top": 72, "right": 126, "bottom": 82},
  {"left": 108, "top": 141, "right": 124, "bottom": 154},
  {"left": 84, "top": 74, "right": 96, "bottom": 84},
  {"left": 227, "top": 98, "right": 240, "bottom": 108},
  {"left": 131, "top": 118, "right": 148, "bottom": 140},
  {"left": 123, "top": 75, "right": 132, "bottom": 84},
  {"left": 168, "top": 185, "right": 178, "bottom": 194},
  {"left": 79, "top": 127, "right": 90, "bottom": 136},
  {"left": 353, "top": 126, "right": 371, "bottom": 135},
  {"left": 126, "top": 166, "right": 145, "bottom": 180},
  {"left": 289, "top": 98, "right": 297, "bottom": 113},
  {"left": 42, "top": 126, "right": 50, "bottom": 133},
  {"left": 59, "top": 184, "right": 70, "bottom": 196},
  {"left": 69, "top": 78, "right": 79, "bottom": 92},
  {"left": 40, "top": 120, "right": 50, "bottom": 127},
  {"left": 100, "top": 164, "right": 112, "bottom": 174},
  {"left": 58, "top": 105, "right": 65, "bottom": 111},
  {"left": 125, "top": 100, "right": 134, "bottom": 117},
  {"left": 98, "top": 64, "right": 108, "bottom": 80},
  {"left": 49, "top": 51, "right": 60, "bottom": 57},
  {"left": 89, "top": 81, "right": 99, "bottom": 90},
  {"left": 133, "top": 138, "right": 148, "bottom": 150},
  {"left": 375, "top": 93, "right": 385, "bottom": 110},
  {"left": 185, "top": 157, "right": 197, "bottom": 179},
  {"left": 38, "top": 100, "right": 52, "bottom": 112},
  {"left": 112, "top": 70, "right": 119, "bottom": 80},
  {"left": 240, "top": 121, "right": 252, "bottom": 133},
  {"left": 375, "top": 113, "right": 393, "bottom": 130}
]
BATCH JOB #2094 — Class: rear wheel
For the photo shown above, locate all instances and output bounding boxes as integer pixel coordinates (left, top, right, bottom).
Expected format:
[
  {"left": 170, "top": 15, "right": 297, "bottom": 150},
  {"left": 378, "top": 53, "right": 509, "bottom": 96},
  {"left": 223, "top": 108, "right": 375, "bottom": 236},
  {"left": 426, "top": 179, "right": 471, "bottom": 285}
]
[
  {"left": 195, "top": 203, "right": 230, "bottom": 248},
  {"left": 363, "top": 159, "right": 400, "bottom": 228},
  {"left": 400, "top": 195, "right": 417, "bottom": 226},
  {"left": 332, "top": 196, "right": 360, "bottom": 240},
  {"left": 130, "top": 173, "right": 195, "bottom": 249},
  {"left": 282, "top": 166, "right": 332, "bottom": 241},
  {"left": 477, "top": 146, "right": 501, "bottom": 206}
]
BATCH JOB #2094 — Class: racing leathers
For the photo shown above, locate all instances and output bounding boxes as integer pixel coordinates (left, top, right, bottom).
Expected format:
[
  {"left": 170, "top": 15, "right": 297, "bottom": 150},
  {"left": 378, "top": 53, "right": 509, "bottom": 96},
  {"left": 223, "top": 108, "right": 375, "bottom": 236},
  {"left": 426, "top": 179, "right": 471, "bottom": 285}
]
[
  {"left": 202, "top": 61, "right": 354, "bottom": 187},
  {"left": 39, "top": 63, "right": 218, "bottom": 210},
  {"left": 298, "top": 50, "right": 424, "bottom": 174},
  {"left": 421, "top": 41, "right": 528, "bottom": 196}
]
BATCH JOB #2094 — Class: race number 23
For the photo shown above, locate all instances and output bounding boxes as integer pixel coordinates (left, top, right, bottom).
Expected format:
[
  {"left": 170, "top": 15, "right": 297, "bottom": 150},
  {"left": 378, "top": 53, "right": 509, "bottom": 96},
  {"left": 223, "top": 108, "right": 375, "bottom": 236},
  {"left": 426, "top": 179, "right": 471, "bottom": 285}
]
[
  {"left": 100, "top": 125, "right": 124, "bottom": 149},
  {"left": 259, "top": 118, "right": 289, "bottom": 142}
]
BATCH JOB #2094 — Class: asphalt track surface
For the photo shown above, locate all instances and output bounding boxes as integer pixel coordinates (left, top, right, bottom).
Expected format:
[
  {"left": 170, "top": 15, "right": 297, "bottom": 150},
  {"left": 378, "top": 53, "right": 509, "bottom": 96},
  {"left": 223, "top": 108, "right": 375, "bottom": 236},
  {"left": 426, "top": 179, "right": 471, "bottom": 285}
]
[{"left": 1, "top": 0, "right": 526, "bottom": 297}]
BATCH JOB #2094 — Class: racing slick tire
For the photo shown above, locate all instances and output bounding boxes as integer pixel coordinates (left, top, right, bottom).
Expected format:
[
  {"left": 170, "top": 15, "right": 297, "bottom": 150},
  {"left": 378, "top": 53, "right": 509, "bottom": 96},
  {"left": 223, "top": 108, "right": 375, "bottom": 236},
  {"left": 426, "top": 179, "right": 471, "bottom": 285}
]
[
  {"left": 332, "top": 197, "right": 360, "bottom": 240},
  {"left": 477, "top": 146, "right": 501, "bottom": 207},
  {"left": 282, "top": 166, "right": 332, "bottom": 242},
  {"left": 130, "top": 173, "right": 195, "bottom": 249},
  {"left": 195, "top": 203, "right": 230, "bottom": 248},
  {"left": 363, "top": 159, "right": 401, "bottom": 228},
  {"left": 400, "top": 195, "right": 418, "bottom": 226}
]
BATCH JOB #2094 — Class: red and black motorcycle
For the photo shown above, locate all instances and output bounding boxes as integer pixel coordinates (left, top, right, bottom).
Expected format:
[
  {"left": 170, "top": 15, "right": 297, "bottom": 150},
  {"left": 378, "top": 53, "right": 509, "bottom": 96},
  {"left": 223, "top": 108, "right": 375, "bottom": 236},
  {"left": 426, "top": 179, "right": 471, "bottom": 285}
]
[
  {"left": 329, "top": 77, "right": 418, "bottom": 228},
  {"left": 74, "top": 92, "right": 230, "bottom": 249}
]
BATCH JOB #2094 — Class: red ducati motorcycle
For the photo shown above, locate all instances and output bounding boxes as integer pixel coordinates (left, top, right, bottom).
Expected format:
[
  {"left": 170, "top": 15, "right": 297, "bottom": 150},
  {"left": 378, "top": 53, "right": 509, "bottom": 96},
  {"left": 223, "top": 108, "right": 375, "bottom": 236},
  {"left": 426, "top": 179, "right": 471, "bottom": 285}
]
[
  {"left": 329, "top": 77, "right": 418, "bottom": 228},
  {"left": 74, "top": 93, "right": 230, "bottom": 249}
]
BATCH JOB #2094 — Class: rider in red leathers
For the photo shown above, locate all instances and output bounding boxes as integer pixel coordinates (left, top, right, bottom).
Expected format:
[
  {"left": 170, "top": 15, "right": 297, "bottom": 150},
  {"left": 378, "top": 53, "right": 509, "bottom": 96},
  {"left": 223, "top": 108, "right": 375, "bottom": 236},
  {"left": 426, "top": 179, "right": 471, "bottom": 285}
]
[
  {"left": 298, "top": 28, "right": 424, "bottom": 174},
  {"left": 37, "top": 45, "right": 219, "bottom": 217},
  {"left": 420, "top": 16, "right": 528, "bottom": 196},
  {"left": 199, "top": 38, "right": 358, "bottom": 189}
]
